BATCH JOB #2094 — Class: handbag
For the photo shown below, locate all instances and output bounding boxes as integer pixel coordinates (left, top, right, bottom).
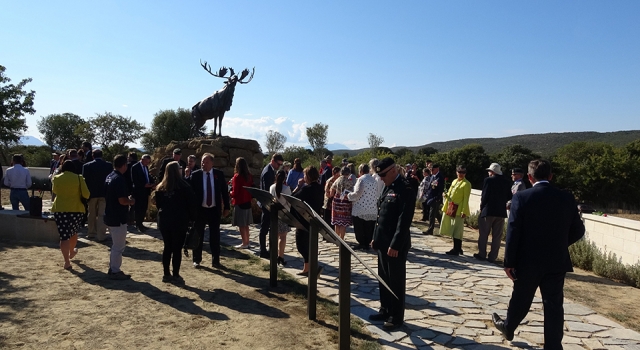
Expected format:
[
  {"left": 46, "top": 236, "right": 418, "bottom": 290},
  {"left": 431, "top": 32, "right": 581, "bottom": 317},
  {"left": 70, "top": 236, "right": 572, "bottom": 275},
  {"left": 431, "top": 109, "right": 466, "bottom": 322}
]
[
  {"left": 78, "top": 175, "right": 88, "bottom": 205},
  {"left": 183, "top": 225, "right": 201, "bottom": 250},
  {"left": 445, "top": 201, "right": 459, "bottom": 217}
]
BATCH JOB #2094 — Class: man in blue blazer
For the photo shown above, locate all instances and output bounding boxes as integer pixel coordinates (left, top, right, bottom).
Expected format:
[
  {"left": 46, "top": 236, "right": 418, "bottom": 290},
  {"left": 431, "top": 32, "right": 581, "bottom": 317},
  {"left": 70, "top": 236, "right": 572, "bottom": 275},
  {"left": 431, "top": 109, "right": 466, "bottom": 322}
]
[
  {"left": 492, "top": 159, "right": 585, "bottom": 350},
  {"left": 82, "top": 149, "right": 113, "bottom": 241},
  {"left": 422, "top": 164, "right": 444, "bottom": 235},
  {"left": 188, "top": 152, "right": 230, "bottom": 268}
]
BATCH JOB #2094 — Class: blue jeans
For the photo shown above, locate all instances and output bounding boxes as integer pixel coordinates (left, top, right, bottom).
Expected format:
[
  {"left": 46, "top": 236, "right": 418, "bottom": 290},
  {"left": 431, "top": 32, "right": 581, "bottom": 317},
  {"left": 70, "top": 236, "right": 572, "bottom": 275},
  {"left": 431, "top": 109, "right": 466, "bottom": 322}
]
[{"left": 10, "top": 189, "right": 30, "bottom": 210}]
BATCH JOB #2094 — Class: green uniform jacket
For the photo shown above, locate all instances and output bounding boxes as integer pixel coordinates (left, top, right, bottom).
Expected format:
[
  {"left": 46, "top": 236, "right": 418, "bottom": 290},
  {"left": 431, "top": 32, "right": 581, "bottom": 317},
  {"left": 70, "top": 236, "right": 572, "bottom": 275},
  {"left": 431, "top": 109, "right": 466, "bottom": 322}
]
[{"left": 372, "top": 175, "right": 415, "bottom": 253}]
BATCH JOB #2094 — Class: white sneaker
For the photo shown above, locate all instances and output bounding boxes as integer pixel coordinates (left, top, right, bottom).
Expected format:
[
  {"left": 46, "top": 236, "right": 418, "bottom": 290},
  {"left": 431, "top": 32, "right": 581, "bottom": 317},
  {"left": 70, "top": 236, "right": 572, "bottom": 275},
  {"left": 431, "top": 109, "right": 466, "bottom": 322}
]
[{"left": 234, "top": 244, "right": 250, "bottom": 249}]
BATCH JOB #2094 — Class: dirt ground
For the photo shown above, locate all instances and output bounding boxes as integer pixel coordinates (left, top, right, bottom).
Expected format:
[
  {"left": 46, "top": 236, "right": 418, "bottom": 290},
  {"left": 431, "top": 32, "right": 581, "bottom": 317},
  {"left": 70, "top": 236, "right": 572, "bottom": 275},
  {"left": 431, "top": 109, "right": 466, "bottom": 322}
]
[
  {"left": 412, "top": 210, "right": 640, "bottom": 332},
  {"left": 0, "top": 238, "right": 377, "bottom": 350}
]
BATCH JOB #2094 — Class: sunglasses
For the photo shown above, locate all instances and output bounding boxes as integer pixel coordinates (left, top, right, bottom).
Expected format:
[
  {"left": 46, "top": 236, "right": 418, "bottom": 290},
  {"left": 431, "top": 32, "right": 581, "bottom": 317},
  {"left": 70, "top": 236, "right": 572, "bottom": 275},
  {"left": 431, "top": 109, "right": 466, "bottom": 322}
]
[{"left": 457, "top": 171, "right": 466, "bottom": 174}]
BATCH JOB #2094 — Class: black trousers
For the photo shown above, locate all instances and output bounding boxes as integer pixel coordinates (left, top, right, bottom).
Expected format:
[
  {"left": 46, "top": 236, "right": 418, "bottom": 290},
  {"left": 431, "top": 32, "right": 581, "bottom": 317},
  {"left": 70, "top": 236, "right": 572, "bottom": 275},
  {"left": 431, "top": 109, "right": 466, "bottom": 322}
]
[
  {"left": 322, "top": 202, "right": 332, "bottom": 226},
  {"left": 295, "top": 228, "right": 310, "bottom": 263},
  {"left": 193, "top": 207, "right": 222, "bottom": 265},
  {"left": 259, "top": 207, "right": 270, "bottom": 253},
  {"left": 353, "top": 216, "right": 375, "bottom": 247},
  {"left": 377, "top": 249, "right": 407, "bottom": 322},
  {"left": 505, "top": 270, "right": 566, "bottom": 350},
  {"left": 426, "top": 200, "right": 441, "bottom": 232},
  {"left": 133, "top": 190, "right": 149, "bottom": 227},
  {"left": 160, "top": 229, "right": 186, "bottom": 276}
]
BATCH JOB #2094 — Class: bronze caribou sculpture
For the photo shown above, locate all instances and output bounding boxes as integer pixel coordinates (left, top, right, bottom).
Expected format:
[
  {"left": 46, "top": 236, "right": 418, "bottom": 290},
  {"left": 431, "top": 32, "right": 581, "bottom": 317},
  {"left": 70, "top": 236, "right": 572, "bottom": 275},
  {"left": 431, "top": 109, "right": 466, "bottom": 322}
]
[{"left": 191, "top": 60, "right": 254, "bottom": 137}]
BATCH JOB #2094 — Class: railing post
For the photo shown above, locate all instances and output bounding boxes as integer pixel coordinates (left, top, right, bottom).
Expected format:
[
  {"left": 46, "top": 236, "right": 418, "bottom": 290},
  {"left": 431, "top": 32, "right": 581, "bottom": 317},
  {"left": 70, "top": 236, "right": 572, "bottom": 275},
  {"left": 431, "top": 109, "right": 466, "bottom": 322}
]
[
  {"left": 269, "top": 205, "right": 280, "bottom": 287},
  {"left": 307, "top": 220, "right": 319, "bottom": 320},
  {"left": 338, "top": 244, "right": 351, "bottom": 350}
]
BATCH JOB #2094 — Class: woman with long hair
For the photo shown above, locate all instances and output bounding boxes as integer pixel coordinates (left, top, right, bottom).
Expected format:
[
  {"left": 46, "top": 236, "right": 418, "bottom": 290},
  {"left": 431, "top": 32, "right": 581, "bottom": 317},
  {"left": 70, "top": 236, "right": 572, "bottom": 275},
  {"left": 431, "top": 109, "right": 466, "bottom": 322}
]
[
  {"left": 269, "top": 169, "right": 291, "bottom": 266},
  {"left": 51, "top": 160, "right": 90, "bottom": 270},
  {"left": 153, "top": 161, "right": 197, "bottom": 284},
  {"left": 286, "top": 158, "right": 304, "bottom": 189},
  {"left": 230, "top": 157, "right": 254, "bottom": 248},
  {"left": 322, "top": 166, "right": 341, "bottom": 225},
  {"left": 330, "top": 166, "right": 355, "bottom": 240},
  {"left": 292, "top": 166, "right": 324, "bottom": 276},
  {"left": 440, "top": 165, "right": 472, "bottom": 256}
]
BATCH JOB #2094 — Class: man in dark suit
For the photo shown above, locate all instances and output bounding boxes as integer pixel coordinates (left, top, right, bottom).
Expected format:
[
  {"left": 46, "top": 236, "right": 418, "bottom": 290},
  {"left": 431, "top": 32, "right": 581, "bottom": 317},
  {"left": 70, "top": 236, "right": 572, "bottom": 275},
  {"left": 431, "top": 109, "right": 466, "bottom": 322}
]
[
  {"left": 158, "top": 148, "right": 187, "bottom": 182},
  {"left": 68, "top": 149, "right": 84, "bottom": 174},
  {"left": 492, "top": 159, "right": 585, "bottom": 350},
  {"left": 188, "top": 152, "right": 230, "bottom": 268},
  {"left": 130, "top": 154, "right": 156, "bottom": 232},
  {"left": 258, "top": 153, "right": 283, "bottom": 258},
  {"left": 82, "top": 141, "right": 94, "bottom": 163},
  {"left": 474, "top": 163, "right": 512, "bottom": 263},
  {"left": 82, "top": 149, "right": 114, "bottom": 241},
  {"left": 124, "top": 152, "right": 138, "bottom": 225},
  {"left": 422, "top": 164, "right": 444, "bottom": 235},
  {"left": 368, "top": 158, "right": 415, "bottom": 330}
]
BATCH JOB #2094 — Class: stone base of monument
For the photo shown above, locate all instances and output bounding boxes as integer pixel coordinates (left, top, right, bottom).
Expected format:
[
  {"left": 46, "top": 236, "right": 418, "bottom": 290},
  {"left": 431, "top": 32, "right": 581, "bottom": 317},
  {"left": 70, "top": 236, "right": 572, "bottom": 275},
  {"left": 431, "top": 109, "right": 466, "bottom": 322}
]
[{"left": 0, "top": 210, "right": 60, "bottom": 243}]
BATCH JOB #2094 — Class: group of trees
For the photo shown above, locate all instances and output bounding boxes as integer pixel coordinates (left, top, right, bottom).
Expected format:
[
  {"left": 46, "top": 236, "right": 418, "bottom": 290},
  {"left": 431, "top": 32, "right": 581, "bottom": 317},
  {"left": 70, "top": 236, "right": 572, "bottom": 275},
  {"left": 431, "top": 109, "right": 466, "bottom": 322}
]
[{"left": 0, "top": 65, "right": 35, "bottom": 164}]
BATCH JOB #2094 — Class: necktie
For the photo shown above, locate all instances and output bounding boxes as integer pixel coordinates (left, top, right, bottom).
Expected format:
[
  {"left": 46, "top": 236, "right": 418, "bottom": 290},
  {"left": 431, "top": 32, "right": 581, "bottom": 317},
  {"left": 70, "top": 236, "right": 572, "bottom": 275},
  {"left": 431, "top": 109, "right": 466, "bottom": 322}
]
[
  {"left": 206, "top": 172, "right": 213, "bottom": 207},
  {"left": 144, "top": 166, "right": 149, "bottom": 183}
]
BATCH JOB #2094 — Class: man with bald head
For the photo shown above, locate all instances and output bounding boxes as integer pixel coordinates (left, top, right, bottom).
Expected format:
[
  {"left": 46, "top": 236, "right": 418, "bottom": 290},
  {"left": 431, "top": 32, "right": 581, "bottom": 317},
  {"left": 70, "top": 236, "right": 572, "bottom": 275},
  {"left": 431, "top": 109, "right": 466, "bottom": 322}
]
[{"left": 368, "top": 157, "right": 415, "bottom": 330}]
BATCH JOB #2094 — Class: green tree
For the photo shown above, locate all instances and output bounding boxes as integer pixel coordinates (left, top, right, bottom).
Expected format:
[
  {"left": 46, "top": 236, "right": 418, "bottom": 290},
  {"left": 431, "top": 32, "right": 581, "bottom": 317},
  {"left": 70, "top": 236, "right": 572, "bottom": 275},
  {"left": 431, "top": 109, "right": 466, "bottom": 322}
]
[
  {"left": 368, "top": 133, "right": 384, "bottom": 154},
  {"left": 306, "top": 123, "right": 328, "bottom": 159},
  {"left": 418, "top": 146, "right": 438, "bottom": 157},
  {"left": 264, "top": 130, "right": 287, "bottom": 154},
  {"left": 435, "top": 144, "right": 490, "bottom": 189},
  {"left": 0, "top": 65, "right": 36, "bottom": 163},
  {"left": 90, "top": 112, "right": 145, "bottom": 149},
  {"left": 282, "top": 145, "right": 311, "bottom": 165},
  {"left": 36, "top": 113, "right": 86, "bottom": 152},
  {"left": 140, "top": 108, "right": 201, "bottom": 152},
  {"left": 493, "top": 144, "right": 541, "bottom": 175}
]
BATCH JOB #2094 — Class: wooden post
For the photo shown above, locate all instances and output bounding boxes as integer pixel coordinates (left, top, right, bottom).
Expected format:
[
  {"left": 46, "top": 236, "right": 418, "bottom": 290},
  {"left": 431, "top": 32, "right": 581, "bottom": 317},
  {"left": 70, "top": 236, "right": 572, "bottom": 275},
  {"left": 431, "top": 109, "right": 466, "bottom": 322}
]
[
  {"left": 307, "top": 220, "right": 319, "bottom": 320},
  {"left": 338, "top": 244, "right": 351, "bottom": 350}
]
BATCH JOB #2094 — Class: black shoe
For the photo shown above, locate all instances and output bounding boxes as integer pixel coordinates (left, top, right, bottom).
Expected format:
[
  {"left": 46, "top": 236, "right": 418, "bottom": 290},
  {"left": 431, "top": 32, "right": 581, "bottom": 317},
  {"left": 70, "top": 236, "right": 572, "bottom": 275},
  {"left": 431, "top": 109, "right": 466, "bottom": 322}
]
[
  {"left": 487, "top": 258, "right": 497, "bottom": 264},
  {"left": 212, "top": 261, "right": 225, "bottom": 269},
  {"left": 277, "top": 257, "right": 287, "bottom": 266},
  {"left": 473, "top": 253, "right": 486, "bottom": 261},
  {"left": 368, "top": 312, "right": 389, "bottom": 321},
  {"left": 423, "top": 229, "right": 434, "bottom": 235},
  {"left": 383, "top": 316, "right": 403, "bottom": 330},
  {"left": 162, "top": 275, "right": 172, "bottom": 283},
  {"left": 137, "top": 225, "right": 147, "bottom": 233},
  {"left": 492, "top": 313, "right": 514, "bottom": 341},
  {"left": 172, "top": 276, "right": 185, "bottom": 285},
  {"left": 108, "top": 271, "right": 131, "bottom": 280},
  {"left": 445, "top": 249, "right": 460, "bottom": 256},
  {"left": 259, "top": 250, "right": 270, "bottom": 259}
]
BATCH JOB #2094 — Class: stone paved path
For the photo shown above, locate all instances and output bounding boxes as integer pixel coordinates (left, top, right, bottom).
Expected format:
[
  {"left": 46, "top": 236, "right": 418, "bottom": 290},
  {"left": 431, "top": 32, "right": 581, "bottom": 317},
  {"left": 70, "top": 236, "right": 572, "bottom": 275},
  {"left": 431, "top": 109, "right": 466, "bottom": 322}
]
[{"left": 217, "top": 224, "right": 640, "bottom": 350}]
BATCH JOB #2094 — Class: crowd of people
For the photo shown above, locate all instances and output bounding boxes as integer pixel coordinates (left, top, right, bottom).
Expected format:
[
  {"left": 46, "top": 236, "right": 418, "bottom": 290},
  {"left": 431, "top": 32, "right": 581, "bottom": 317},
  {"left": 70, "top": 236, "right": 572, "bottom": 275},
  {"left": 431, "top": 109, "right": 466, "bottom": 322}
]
[{"left": 2, "top": 143, "right": 586, "bottom": 348}]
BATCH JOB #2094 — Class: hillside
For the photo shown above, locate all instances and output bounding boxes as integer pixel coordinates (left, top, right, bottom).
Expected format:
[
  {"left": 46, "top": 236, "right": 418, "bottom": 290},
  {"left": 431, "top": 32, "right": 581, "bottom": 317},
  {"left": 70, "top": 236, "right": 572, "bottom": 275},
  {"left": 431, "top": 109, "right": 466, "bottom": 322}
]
[{"left": 334, "top": 130, "right": 640, "bottom": 157}]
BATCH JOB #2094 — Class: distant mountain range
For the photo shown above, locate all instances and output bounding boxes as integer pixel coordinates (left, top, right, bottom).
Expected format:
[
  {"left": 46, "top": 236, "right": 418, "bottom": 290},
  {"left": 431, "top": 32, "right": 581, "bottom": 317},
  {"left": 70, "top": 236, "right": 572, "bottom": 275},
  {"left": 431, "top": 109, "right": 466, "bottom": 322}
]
[
  {"left": 333, "top": 130, "right": 640, "bottom": 157},
  {"left": 20, "top": 136, "right": 45, "bottom": 146}
]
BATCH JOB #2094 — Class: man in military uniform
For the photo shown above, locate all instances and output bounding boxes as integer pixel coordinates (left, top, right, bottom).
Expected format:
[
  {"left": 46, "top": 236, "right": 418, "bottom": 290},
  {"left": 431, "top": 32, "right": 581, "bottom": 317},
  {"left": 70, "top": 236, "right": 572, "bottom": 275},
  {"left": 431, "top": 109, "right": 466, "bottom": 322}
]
[{"left": 368, "top": 158, "right": 415, "bottom": 330}]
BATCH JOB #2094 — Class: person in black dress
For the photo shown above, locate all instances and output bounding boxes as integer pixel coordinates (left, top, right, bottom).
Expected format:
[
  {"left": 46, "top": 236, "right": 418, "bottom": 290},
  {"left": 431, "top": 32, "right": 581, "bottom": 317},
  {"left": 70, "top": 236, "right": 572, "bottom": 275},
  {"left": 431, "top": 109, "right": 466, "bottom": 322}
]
[
  {"left": 153, "top": 161, "right": 197, "bottom": 284},
  {"left": 291, "top": 166, "right": 324, "bottom": 276}
]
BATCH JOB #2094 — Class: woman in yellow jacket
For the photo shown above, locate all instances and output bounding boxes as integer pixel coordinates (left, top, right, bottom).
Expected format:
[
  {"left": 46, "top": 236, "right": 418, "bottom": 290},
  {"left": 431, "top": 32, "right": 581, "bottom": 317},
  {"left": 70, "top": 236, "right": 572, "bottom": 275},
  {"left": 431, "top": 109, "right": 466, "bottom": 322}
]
[
  {"left": 52, "top": 160, "right": 90, "bottom": 270},
  {"left": 440, "top": 165, "right": 472, "bottom": 256}
]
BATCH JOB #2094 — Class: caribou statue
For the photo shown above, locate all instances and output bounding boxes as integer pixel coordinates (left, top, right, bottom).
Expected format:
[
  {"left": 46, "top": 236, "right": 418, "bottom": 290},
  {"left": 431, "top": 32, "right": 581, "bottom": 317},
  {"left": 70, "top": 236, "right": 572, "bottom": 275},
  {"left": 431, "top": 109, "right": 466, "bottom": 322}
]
[{"left": 191, "top": 60, "right": 254, "bottom": 137}]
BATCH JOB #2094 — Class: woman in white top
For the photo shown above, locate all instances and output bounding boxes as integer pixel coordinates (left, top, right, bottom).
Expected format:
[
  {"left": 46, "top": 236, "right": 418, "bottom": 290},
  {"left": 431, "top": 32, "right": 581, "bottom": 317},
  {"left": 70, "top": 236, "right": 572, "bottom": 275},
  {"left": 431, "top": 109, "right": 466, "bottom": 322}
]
[
  {"left": 269, "top": 170, "right": 291, "bottom": 266},
  {"left": 347, "top": 163, "right": 379, "bottom": 250}
]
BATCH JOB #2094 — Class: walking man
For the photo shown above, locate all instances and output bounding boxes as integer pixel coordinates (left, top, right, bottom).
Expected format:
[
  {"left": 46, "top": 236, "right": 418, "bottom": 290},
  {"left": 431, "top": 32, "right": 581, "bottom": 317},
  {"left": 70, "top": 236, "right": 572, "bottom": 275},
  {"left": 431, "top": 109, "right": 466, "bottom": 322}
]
[
  {"left": 3, "top": 154, "right": 32, "bottom": 210},
  {"left": 258, "top": 153, "right": 283, "bottom": 258},
  {"left": 187, "top": 153, "right": 230, "bottom": 268},
  {"left": 474, "top": 163, "right": 511, "bottom": 263},
  {"left": 104, "top": 155, "right": 135, "bottom": 280},
  {"left": 492, "top": 159, "right": 585, "bottom": 349},
  {"left": 368, "top": 157, "right": 414, "bottom": 330},
  {"left": 82, "top": 149, "right": 113, "bottom": 241}
]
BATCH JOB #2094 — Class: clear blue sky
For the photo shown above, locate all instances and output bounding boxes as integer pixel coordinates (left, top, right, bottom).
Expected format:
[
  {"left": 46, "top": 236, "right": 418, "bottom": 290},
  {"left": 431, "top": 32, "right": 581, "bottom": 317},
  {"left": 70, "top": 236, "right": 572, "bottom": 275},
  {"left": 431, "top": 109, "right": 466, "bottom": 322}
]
[{"left": 2, "top": 1, "right": 639, "bottom": 150}]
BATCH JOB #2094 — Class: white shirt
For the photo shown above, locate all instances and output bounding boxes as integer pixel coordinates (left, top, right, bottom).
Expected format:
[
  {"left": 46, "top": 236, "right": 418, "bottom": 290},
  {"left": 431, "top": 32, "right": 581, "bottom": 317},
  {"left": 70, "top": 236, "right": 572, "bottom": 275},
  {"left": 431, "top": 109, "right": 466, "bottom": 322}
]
[
  {"left": 372, "top": 173, "right": 385, "bottom": 198},
  {"left": 347, "top": 174, "right": 378, "bottom": 221},
  {"left": 269, "top": 183, "right": 291, "bottom": 212},
  {"left": 201, "top": 170, "right": 216, "bottom": 208},
  {"left": 532, "top": 180, "right": 549, "bottom": 187},
  {"left": 3, "top": 164, "right": 32, "bottom": 189}
]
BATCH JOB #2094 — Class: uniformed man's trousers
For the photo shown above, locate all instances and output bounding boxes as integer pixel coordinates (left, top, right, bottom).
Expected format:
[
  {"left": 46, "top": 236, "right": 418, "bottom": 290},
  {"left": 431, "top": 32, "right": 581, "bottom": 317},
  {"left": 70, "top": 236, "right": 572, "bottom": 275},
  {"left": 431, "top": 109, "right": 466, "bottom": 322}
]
[{"left": 377, "top": 249, "right": 407, "bottom": 322}]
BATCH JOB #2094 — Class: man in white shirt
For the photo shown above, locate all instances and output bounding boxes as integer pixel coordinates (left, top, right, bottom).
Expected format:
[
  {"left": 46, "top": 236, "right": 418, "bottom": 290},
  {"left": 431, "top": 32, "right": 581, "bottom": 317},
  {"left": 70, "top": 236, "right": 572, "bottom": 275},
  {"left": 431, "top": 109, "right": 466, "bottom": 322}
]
[{"left": 3, "top": 154, "right": 32, "bottom": 210}]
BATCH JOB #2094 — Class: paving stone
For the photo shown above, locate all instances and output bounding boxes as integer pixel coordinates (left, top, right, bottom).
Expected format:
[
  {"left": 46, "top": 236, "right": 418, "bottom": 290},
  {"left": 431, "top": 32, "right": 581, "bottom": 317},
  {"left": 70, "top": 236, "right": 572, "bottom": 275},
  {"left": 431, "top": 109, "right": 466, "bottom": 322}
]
[
  {"left": 562, "top": 344, "right": 588, "bottom": 350},
  {"left": 581, "top": 338, "right": 606, "bottom": 350},
  {"left": 477, "top": 335, "right": 505, "bottom": 344},
  {"left": 518, "top": 325, "right": 545, "bottom": 334},
  {"left": 406, "top": 295, "right": 431, "bottom": 306},
  {"left": 450, "top": 336, "right": 477, "bottom": 345},
  {"left": 454, "top": 327, "right": 477, "bottom": 337},
  {"left": 518, "top": 331, "right": 545, "bottom": 345},
  {"left": 564, "top": 303, "right": 596, "bottom": 316},
  {"left": 565, "top": 321, "right": 608, "bottom": 333},
  {"left": 463, "top": 320, "right": 487, "bottom": 329},
  {"left": 365, "top": 325, "right": 407, "bottom": 342},
  {"left": 563, "top": 335, "right": 583, "bottom": 344},
  {"left": 411, "top": 328, "right": 437, "bottom": 340},
  {"left": 596, "top": 328, "right": 640, "bottom": 341},
  {"left": 583, "top": 314, "right": 623, "bottom": 328},
  {"left": 432, "top": 334, "right": 452, "bottom": 345}
]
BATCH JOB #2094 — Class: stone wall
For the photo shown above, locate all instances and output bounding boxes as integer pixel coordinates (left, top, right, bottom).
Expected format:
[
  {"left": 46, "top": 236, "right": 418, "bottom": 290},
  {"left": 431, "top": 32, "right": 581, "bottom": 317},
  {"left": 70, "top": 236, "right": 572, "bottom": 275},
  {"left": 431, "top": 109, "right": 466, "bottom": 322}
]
[{"left": 149, "top": 136, "right": 264, "bottom": 185}]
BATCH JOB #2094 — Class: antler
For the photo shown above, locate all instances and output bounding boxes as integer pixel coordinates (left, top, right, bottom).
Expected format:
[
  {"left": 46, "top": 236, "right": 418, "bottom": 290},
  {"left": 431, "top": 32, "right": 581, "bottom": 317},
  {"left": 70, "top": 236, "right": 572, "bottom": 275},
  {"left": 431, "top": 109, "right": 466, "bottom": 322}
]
[
  {"left": 238, "top": 67, "right": 255, "bottom": 84},
  {"left": 200, "top": 60, "right": 230, "bottom": 78}
]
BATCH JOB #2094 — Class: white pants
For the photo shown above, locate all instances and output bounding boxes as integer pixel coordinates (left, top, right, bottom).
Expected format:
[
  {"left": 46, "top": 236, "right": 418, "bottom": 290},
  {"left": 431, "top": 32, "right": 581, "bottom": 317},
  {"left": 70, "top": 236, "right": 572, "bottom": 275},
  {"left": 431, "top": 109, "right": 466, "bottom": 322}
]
[
  {"left": 87, "top": 198, "right": 107, "bottom": 239},
  {"left": 108, "top": 224, "right": 127, "bottom": 273}
]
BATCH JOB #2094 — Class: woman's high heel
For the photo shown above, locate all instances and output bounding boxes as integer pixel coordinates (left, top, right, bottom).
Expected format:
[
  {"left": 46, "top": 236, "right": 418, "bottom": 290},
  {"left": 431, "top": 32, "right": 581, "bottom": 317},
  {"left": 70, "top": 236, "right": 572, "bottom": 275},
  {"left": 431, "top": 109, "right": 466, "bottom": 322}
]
[{"left": 277, "top": 257, "right": 287, "bottom": 266}]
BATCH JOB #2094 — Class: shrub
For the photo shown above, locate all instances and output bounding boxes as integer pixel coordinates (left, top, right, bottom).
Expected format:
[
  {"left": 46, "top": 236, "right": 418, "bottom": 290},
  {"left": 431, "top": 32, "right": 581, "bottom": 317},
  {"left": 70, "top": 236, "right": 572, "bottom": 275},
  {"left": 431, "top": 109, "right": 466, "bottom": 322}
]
[
  {"left": 568, "top": 237, "right": 640, "bottom": 289},
  {"left": 464, "top": 210, "right": 480, "bottom": 229}
]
